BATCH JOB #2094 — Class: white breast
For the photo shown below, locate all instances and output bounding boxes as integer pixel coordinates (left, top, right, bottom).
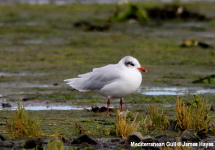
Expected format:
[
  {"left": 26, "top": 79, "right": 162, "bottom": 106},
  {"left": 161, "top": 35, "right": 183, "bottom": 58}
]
[{"left": 96, "top": 68, "right": 142, "bottom": 98}]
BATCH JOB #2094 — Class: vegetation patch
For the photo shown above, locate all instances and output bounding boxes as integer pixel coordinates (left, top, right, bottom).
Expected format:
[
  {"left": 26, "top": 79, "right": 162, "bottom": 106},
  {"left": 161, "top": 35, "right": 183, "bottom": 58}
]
[
  {"left": 143, "top": 104, "right": 170, "bottom": 134},
  {"left": 116, "top": 109, "right": 140, "bottom": 139},
  {"left": 6, "top": 101, "right": 44, "bottom": 139},
  {"left": 175, "top": 95, "right": 215, "bottom": 135}
]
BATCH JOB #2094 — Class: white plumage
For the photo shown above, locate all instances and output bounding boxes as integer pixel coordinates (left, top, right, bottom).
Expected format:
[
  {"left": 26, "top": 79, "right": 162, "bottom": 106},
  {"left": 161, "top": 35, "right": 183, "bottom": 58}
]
[{"left": 64, "top": 56, "right": 147, "bottom": 116}]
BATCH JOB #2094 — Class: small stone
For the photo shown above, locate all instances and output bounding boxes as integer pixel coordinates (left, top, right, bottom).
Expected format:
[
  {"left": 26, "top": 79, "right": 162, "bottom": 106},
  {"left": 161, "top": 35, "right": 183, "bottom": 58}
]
[
  {"left": 180, "top": 129, "right": 200, "bottom": 142},
  {"left": 210, "top": 105, "right": 215, "bottom": 111},
  {"left": 71, "top": 135, "right": 98, "bottom": 145},
  {"left": 0, "top": 134, "right": 5, "bottom": 141},
  {"left": 53, "top": 83, "right": 59, "bottom": 86},
  {"left": 127, "top": 132, "right": 144, "bottom": 143},
  {"left": 61, "top": 136, "right": 70, "bottom": 143},
  {"left": 2, "top": 103, "right": 11, "bottom": 107},
  {"left": 24, "top": 138, "right": 43, "bottom": 149},
  {"left": 21, "top": 97, "right": 35, "bottom": 101}
]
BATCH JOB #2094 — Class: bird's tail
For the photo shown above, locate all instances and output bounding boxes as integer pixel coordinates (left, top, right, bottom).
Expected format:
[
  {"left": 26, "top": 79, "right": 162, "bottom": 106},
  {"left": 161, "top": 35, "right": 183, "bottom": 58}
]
[{"left": 64, "top": 78, "right": 89, "bottom": 92}]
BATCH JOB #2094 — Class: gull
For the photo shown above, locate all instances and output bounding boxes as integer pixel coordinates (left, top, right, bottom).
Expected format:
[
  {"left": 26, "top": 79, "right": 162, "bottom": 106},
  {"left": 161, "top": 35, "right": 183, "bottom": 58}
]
[{"left": 64, "top": 56, "right": 147, "bottom": 116}]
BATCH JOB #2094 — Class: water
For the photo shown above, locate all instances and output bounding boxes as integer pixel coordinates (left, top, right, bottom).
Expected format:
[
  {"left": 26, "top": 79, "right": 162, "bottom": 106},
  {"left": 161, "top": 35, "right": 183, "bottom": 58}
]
[
  {"left": 1, "top": 86, "right": 214, "bottom": 111},
  {"left": 0, "top": 98, "right": 92, "bottom": 110},
  {"left": 139, "top": 86, "right": 215, "bottom": 95},
  {"left": 1, "top": 105, "right": 89, "bottom": 111},
  {"left": 23, "top": 38, "right": 67, "bottom": 44},
  {"left": 0, "top": 72, "right": 45, "bottom": 76}
]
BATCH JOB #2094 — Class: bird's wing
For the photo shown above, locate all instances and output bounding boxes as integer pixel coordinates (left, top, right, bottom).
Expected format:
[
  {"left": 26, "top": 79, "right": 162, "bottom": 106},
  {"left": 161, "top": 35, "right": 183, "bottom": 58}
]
[{"left": 64, "top": 64, "right": 121, "bottom": 91}]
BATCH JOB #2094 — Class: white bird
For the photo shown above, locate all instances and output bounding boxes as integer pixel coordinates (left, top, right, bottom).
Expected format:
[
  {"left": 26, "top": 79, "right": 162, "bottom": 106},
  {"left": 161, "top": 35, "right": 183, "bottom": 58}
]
[{"left": 64, "top": 56, "right": 147, "bottom": 116}]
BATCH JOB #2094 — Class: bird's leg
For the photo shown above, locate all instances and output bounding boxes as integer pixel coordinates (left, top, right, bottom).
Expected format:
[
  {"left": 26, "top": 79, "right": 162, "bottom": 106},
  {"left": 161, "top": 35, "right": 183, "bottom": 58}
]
[
  {"left": 106, "top": 99, "right": 110, "bottom": 116},
  {"left": 120, "top": 98, "right": 123, "bottom": 111}
]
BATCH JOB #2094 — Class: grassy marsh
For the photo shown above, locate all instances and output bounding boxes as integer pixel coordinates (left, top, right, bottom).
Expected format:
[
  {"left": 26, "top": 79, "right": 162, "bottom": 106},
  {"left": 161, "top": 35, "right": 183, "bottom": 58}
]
[{"left": 0, "top": 2, "right": 215, "bottom": 141}]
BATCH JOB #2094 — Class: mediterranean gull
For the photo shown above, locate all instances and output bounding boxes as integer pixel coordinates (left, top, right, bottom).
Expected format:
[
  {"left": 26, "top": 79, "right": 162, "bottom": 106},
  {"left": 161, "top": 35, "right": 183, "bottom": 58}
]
[{"left": 64, "top": 56, "right": 147, "bottom": 116}]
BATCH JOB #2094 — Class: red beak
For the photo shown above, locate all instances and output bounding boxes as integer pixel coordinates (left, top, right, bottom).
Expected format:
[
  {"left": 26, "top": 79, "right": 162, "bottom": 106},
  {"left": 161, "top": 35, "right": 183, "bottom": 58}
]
[{"left": 138, "top": 67, "right": 147, "bottom": 72}]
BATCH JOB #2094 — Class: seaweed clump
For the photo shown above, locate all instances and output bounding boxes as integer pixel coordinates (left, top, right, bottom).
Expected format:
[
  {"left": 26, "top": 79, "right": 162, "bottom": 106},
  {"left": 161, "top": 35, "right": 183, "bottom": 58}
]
[
  {"left": 113, "top": 2, "right": 149, "bottom": 22},
  {"left": 146, "top": 4, "right": 210, "bottom": 21},
  {"left": 112, "top": 3, "right": 210, "bottom": 22}
]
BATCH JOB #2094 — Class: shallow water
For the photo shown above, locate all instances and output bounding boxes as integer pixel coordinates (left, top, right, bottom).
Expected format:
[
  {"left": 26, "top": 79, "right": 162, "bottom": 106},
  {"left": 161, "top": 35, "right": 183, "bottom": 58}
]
[
  {"left": 1, "top": 86, "right": 214, "bottom": 111},
  {"left": 1, "top": 105, "right": 89, "bottom": 111},
  {"left": 0, "top": 72, "right": 45, "bottom": 76},
  {"left": 23, "top": 38, "right": 67, "bottom": 44},
  {"left": 139, "top": 86, "right": 215, "bottom": 95},
  {"left": 0, "top": 98, "right": 92, "bottom": 110},
  {"left": 0, "top": 101, "right": 169, "bottom": 111}
]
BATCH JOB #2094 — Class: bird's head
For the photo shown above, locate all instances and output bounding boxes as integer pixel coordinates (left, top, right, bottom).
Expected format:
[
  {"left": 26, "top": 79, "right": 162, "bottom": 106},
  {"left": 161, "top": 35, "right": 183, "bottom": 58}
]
[{"left": 119, "top": 56, "right": 147, "bottom": 72}]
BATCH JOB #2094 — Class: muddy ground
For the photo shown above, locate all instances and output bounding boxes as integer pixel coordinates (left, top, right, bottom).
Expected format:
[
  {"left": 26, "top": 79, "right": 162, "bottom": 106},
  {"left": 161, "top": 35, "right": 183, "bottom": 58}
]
[{"left": 0, "top": 1, "right": 215, "bottom": 149}]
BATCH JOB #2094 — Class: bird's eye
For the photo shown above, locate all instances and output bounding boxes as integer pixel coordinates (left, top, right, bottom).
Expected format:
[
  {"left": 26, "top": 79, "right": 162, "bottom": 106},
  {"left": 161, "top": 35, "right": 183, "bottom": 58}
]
[
  {"left": 125, "top": 61, "right": 135, "bottom": 66},
  {"left": 130, "top": 62, "right": 134, "bottom": 66}
]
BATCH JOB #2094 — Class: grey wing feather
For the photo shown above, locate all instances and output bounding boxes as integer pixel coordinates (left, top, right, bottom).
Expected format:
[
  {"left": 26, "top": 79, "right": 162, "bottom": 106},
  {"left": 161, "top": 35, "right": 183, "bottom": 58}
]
[{"left": 64, "top": 64, "right": 120, "bottom": 92}]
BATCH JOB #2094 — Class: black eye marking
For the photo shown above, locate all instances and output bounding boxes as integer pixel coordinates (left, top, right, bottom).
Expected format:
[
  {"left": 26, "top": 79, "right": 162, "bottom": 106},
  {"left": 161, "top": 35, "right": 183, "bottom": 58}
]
[{"left": 125, "top": 61, "right": 135, "bottom": 67}]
